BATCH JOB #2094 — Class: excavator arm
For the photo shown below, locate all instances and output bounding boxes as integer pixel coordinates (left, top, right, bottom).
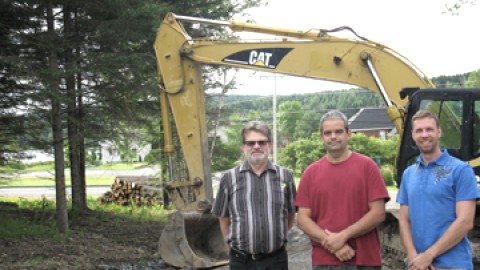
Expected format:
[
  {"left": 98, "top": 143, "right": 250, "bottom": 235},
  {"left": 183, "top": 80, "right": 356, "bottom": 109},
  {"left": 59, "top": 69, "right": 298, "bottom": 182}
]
[
  {"left": 153, "top": 12, "right": 435, "bottom": 268},
  {"left": 154, "top": 12, "right": 434, "bottom": 210}
]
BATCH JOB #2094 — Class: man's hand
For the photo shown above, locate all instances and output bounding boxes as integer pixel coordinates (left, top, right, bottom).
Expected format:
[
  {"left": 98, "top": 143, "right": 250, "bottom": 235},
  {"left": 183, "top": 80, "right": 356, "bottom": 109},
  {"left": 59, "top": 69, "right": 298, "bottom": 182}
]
[
  {"left": 333, "top": 244, "right": 355, "bottom": 262},
  {"left": 322, "top": 229, "right": 347, "bottom": 253},
  {"left": 409, "top": 252, "right": 435, "bottom": 270}
]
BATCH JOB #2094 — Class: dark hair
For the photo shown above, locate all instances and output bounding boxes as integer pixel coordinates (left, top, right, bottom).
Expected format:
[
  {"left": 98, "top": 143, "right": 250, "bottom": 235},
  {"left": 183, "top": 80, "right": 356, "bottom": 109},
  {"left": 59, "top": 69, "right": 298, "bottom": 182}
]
[
  {"left": 320, "top": 110, "right": 349, "bottom": 132},
  {"left": 412, "top": 109, "right": 440, "bottom": 128},
  {"left": 241, "top": 121, "right": 272, "bottom": 142}
]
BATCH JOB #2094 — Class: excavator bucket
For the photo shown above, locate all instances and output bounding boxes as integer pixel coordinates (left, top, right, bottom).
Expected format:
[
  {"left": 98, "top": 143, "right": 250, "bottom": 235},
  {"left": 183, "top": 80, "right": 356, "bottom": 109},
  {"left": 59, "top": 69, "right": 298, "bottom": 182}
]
[{"left": 158, "top": 211, "right": 229, "bottom": 268}]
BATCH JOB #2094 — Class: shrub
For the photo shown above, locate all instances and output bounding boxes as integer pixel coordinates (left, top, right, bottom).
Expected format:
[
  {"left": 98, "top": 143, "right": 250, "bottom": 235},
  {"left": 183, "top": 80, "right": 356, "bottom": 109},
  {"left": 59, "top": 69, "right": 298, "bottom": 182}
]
[{"left": 381, "top": 165, "right": 395, "bottom": 186}]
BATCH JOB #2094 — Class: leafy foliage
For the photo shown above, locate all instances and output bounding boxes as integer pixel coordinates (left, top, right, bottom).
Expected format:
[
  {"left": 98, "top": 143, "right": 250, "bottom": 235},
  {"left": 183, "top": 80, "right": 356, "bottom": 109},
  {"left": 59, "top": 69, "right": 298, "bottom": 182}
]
[
  {"left": 278, "top": 133, "right": 323, "bottom": 174},
  {"left": 432, "top": 72, "right": 470, "bottom": 88},
  {"left": 278, "top": 133, "right": 397, "bottom": 178},
  {"left": 466, "top": 70, "right": 480, "bottom": 87}
]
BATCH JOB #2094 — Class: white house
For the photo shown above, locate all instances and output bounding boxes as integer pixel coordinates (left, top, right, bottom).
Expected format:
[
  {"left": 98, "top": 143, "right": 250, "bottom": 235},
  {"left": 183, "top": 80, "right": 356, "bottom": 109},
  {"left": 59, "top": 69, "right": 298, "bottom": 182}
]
[{"left": 99, "top": 141, "right": 151, "bottom": 163}]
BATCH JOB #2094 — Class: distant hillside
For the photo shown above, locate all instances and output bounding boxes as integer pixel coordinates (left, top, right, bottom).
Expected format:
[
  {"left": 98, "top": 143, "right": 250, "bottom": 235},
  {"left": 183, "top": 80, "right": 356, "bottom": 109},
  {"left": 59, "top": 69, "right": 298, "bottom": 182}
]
[{"left": 205, "top": 73, "right": 471, "bottom": 125}]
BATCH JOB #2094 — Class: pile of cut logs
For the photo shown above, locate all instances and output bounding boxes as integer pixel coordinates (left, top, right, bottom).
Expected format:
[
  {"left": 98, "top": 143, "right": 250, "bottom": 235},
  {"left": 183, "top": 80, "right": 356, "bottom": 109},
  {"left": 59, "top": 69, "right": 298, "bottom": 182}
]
[{"left": 98, "top": 176, "right": 163, "bottom": 207}]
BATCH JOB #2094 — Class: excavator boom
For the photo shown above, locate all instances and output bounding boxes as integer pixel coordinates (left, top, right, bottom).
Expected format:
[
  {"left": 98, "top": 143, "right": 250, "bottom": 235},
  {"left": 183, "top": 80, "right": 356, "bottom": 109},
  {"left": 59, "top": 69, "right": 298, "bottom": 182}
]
[{"left": 153, "top": 12, "right": 468, "bottom": 268}]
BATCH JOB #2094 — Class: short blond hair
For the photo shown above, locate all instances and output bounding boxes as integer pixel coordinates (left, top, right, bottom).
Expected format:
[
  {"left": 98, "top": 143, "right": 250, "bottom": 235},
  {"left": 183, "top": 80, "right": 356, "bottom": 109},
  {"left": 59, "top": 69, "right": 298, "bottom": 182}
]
[{"left": 412, "top": 109, "right": 440, "bottom": 128}]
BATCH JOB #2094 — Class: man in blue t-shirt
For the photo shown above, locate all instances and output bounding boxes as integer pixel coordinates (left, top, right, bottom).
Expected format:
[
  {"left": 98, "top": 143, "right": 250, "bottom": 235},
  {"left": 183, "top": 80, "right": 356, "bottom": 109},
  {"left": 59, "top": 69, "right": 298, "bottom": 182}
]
[{"left": 397, "top": 109, "right": 480, "bottom": 270}]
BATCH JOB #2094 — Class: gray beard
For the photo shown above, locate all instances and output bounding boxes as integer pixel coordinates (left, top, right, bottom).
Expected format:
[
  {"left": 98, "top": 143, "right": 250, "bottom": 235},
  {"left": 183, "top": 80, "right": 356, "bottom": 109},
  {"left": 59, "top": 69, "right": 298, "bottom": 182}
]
[{"left": 245, "top": 151, "right": 269, "bottom": 164}]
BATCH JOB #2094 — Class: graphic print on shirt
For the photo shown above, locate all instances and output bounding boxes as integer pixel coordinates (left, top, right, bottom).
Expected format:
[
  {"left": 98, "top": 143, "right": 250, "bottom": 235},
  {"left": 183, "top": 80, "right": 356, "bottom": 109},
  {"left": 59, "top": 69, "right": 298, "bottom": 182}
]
[
  {"left": 434, "top": 164, "right": 453, "bottom": 184},
  {"left": 413, "top": 159, "right": 453, "bottom": 184}
]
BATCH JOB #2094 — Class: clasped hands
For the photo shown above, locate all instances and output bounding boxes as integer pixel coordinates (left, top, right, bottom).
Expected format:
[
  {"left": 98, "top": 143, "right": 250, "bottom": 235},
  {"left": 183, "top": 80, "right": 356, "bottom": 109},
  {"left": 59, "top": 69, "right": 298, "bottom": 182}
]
[
  {"left": 408, "top": 252, "right": 435, "bottom": 270},
  {"left": 321, "top": 229, "right": 355, "bottom": 262}
]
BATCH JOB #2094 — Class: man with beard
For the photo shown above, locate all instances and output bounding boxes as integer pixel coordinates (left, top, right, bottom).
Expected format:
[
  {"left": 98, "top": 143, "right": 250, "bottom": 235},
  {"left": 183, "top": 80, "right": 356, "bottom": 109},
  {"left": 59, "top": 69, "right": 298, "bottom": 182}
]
[
  {"left": 295, "top": 110, "right": 390, "bottom": 269},
  {"left": 397, "top": 109, "right": 479, "bottom": 270},
  {"left": 211, "top": 121, "right": 296, "bottom": 270}
]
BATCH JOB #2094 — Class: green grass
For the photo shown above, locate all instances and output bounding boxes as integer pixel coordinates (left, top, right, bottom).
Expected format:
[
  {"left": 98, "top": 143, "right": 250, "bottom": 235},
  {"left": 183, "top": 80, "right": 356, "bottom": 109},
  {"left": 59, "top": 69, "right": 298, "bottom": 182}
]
[
  {"left": 0, "top": 198, "right": 61, "bottom": 239},
  {"left": 0, "top": 196, "right": 170, "bottom": 269},
  {"left": 22, "top": 163, "right": 55, "bottom": 172},
  {"left": 86, "top": 198, "right": 170, "bottom": 223},
  {"left": 0, "top": 197, "right": 169, "bottom": 239},
  {"left": 387, "top": 185, "right": 399, "bottom": 192}
]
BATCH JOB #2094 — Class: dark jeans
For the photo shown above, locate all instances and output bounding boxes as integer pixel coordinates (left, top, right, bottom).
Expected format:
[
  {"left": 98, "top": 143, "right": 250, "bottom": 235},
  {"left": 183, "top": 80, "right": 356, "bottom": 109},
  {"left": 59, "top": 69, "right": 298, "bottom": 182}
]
[
  {"left": 313, "top": 266, "right": 382, "bottom": 270},
  {"left": 229, "top": 247, "right": 288, "bottom": 270}
]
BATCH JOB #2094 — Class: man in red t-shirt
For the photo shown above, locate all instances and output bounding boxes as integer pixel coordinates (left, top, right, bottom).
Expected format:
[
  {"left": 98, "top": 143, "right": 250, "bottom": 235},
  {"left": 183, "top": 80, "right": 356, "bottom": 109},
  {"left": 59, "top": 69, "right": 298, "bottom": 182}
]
[{"left": 295, "top": 110, "right": 390, "bottom": 269}]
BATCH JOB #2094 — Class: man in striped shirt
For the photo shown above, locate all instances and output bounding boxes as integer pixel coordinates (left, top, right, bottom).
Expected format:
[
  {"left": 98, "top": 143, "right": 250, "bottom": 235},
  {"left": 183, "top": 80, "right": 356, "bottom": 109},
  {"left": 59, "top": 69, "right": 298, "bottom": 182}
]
[{"left": 211, "top": 121, "right": 297, "bottom": 270}]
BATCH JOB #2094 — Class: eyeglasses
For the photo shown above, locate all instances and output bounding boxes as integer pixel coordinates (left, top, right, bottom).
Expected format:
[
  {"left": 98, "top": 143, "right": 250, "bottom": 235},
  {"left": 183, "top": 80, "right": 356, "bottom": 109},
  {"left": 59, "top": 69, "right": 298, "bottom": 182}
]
[{"left": 244, "top": 140, "right": 270, "bottom": 147}]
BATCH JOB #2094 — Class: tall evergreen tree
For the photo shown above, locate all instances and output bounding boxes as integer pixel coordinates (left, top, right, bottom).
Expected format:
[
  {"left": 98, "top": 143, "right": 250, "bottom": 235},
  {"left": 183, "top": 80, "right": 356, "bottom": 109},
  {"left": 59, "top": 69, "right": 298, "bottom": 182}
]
[{"left": 1, "top": 0, "right": 264, "bottom": 227}]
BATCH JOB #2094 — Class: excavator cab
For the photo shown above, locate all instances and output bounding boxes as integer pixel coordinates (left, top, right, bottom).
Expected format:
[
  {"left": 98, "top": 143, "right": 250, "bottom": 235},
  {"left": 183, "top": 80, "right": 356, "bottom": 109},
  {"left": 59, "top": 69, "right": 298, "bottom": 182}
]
[
  {"left": 394, "top": 88, "right": 480, "bottom": 264},
  {"left": 397, "top": 88, "right": 480, "bottom": 182}
]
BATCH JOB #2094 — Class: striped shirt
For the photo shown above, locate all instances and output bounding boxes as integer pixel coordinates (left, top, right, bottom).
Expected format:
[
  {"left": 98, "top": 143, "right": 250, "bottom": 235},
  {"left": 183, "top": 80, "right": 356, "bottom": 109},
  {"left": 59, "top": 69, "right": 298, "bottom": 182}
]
[{"left": 211, "top": 161, "right": 296, "bottom": 254}]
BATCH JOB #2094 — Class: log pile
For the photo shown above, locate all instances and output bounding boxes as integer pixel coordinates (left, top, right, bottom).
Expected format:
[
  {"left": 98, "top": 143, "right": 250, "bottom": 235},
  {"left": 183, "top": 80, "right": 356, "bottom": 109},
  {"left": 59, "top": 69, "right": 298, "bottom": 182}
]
[{"left": 98, "top": 176, "right": 163, "bottom": 207}]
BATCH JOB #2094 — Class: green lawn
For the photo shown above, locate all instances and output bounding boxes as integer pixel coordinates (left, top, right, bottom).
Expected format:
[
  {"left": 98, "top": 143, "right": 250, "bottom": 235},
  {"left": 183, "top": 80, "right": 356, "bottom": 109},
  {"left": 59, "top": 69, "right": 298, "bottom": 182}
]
[{"left": 387, "top": 185, "right": 399, "bottom": 192}]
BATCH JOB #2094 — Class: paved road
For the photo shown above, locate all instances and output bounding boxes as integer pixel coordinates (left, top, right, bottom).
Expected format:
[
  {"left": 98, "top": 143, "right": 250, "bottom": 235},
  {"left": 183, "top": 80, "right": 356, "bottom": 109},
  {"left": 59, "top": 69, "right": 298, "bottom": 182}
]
[
  {"left": 0, "top": 167, "right": 158, "bottom": 178},
  {"left": 0, "top": 185, "right": 111, "bottom": 198},
  {"left": 387, "top": 191, "right": 399, "bottom": 209},
  {"left": 0, "top": 168, "right": 159, "bottom": 199}
]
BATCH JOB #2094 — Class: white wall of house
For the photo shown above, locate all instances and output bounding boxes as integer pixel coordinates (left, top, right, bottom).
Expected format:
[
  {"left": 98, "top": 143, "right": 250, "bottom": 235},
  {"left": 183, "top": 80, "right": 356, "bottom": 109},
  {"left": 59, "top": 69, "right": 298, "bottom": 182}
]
[
  {"left": 100, "top": 141, "right": 151, "bottom": 163},
  {"left": 18, "top": 150, "right": 54, "bottom": 164},
  {"left": 13, "top": 141, "right": 151, "bottom": 164}
]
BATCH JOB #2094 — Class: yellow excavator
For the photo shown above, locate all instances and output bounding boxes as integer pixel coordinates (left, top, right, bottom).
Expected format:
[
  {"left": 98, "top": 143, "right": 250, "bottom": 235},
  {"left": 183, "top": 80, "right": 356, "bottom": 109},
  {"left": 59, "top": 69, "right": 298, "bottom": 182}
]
[{"left": 154, "top": 12, "right": 480, "bottom": 268}]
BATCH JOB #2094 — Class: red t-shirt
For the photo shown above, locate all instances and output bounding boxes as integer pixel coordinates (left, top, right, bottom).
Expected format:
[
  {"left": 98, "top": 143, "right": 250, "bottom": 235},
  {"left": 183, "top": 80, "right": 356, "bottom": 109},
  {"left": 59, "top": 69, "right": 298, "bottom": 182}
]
[{"left": 295, "top": 152, "right": 390, "bottom": 266}]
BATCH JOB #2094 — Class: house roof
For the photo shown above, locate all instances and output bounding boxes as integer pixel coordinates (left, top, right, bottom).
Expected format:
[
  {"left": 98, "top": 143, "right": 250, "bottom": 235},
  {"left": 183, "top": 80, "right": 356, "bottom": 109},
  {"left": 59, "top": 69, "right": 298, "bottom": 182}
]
[{"left": 348, "top": 107, "right": 395, "bottom": 131}]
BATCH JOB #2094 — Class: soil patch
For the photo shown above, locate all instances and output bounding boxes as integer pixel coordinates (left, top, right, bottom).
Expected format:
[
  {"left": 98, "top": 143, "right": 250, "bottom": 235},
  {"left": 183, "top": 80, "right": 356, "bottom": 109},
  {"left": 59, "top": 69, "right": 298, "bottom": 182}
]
[
  {"left": 0, "top": 202, "right": 407, "bottom": 270},
  {"left": 0, "top": 203, "right": 164, "bottom": 269}
]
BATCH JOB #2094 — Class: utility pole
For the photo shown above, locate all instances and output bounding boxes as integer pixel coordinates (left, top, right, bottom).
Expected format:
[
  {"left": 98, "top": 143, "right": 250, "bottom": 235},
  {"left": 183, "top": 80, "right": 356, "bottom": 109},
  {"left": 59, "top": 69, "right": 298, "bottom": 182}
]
[
  {"left": 260, "top": 74, "right": 284, "bottom": 164},
  {"left": 273, "top": 75, "right": 277, "bottom": 163}
]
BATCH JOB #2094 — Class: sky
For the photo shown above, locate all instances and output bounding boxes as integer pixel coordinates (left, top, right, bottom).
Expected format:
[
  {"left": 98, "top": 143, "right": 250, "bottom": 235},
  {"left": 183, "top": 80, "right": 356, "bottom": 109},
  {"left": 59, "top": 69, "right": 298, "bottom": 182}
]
[{"left": 220, "top": 0, "right": 480, "bottom": 96}]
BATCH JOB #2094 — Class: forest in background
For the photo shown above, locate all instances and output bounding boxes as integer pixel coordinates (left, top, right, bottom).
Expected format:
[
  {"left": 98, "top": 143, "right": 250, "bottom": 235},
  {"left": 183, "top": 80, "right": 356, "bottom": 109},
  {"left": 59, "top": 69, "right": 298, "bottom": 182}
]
[{"left": 204, "top": 72, "right": 478, "bottom": 173}]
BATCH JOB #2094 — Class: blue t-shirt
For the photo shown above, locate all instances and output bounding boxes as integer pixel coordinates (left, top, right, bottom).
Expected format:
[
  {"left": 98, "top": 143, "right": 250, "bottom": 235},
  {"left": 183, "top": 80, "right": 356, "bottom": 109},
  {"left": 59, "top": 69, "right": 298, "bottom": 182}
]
[{"left": 397, "top": 149, "right": 479, "bottom": 269}]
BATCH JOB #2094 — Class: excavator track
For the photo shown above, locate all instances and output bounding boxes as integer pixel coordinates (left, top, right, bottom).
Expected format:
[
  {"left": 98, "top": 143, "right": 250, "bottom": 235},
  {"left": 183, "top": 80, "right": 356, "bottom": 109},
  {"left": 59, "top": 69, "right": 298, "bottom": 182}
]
[{"left": 379, "top": 210, "right": 407, "bottom": 268}]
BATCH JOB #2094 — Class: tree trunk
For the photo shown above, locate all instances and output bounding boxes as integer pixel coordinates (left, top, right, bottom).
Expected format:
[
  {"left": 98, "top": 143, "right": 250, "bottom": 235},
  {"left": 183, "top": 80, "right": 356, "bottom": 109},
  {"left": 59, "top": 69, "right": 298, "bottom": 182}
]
[
  {"left": 77, "top": 69, "right": 87, "bottom": 205},
  {"left": 64, "top": 4, "right": 86, "bottom": 212},
  {"left": 75, "top": 7, "right": 87, "bottom": 208},
  {"left": 47, "top": 0, "right": 68, "bottom": 233},
  {"left": 67, "top": 73, "right": 83, "bottom": 210}
]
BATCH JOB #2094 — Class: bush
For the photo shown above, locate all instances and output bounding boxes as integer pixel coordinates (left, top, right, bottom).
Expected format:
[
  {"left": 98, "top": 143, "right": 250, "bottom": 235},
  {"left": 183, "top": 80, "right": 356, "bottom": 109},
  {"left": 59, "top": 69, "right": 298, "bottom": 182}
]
[
  {"left": 3, "top": 161, "right": 27, "bottom": 170},
  {"left": 144, "top": 149, "right": 161, "bottom": 164},
  {"left": 381, "top": 165, "right": 395, "bottom": 186}
]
